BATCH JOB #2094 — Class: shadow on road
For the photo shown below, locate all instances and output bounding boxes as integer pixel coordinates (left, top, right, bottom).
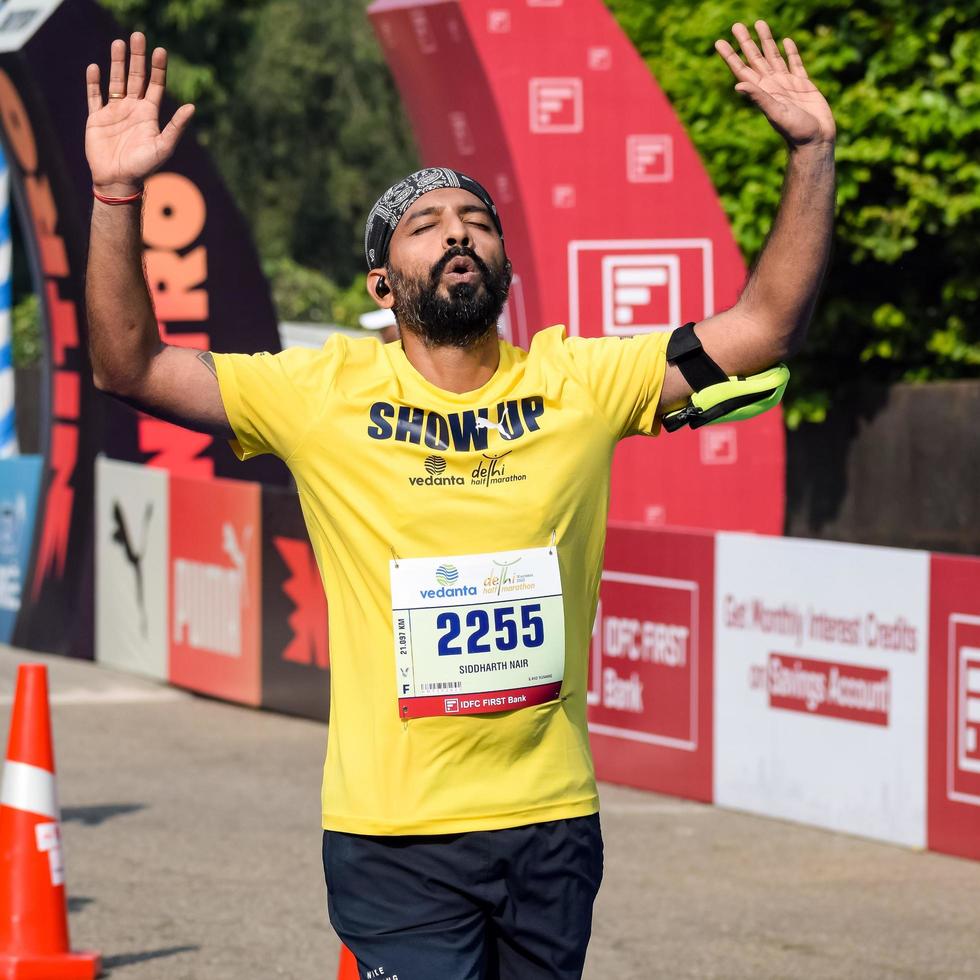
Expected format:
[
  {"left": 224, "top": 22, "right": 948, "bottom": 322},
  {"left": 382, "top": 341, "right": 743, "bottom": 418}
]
[
  {"left": 67, "top": 895, "right": 95, "bottom": 912},
  {"left": 102, "top": 945, "right": 200, "bottom": 972},
  {"left": 62, "top": 804, "right": 146, "bottom": 826}
]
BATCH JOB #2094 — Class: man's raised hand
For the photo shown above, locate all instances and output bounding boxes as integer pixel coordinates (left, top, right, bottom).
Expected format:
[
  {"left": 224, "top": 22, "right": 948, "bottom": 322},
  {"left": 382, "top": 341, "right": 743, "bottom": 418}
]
[
  {"left": 715, "top": 21, "right": 835, "bottom": 149},
  {"left": 85, "top": 32, "right": 195, "bottom": 198}
]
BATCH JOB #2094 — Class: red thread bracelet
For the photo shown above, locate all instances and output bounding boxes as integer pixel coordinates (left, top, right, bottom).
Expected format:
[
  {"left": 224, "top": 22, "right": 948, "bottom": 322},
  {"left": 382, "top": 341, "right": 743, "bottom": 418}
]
[{"left": 93, "top": 186, "right": 143, "bottom": 206}]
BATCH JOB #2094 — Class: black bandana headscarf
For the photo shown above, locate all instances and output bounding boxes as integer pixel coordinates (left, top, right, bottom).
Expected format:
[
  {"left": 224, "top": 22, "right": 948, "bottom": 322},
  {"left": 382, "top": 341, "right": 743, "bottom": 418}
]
[{"left": 364, "top": 167, "right": 504, "bottom": 269}]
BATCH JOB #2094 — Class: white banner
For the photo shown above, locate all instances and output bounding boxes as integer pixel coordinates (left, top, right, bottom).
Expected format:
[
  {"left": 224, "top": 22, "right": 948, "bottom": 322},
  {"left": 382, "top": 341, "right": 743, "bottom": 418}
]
[
  {"left": 96, "top": 457, "right": 169, "bottom": 680},
  {"left": 714, "top": 533, "right": 929, "bottom": 846}
]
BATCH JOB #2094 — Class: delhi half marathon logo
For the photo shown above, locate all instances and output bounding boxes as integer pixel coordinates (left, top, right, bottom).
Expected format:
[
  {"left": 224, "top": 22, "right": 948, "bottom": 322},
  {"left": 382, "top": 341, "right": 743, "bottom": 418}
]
[
  {"left": 435, "top": 564, "right": 459, "bottom": 586},
  {"left": 471, "top": 451, "right": 528, "bottom": 488},
  {"left": 408, "top": 455, "right": 464, "bottom": 487},
  {"left": 483, "top": 558, "right": 536, "bottom": 598}
]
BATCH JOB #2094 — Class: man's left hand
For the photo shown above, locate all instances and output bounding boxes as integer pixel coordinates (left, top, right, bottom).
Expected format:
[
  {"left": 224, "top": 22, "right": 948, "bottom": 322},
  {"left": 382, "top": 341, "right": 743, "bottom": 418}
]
[{"left": 715, "top": 21, "right": 836, "bottom": 149}]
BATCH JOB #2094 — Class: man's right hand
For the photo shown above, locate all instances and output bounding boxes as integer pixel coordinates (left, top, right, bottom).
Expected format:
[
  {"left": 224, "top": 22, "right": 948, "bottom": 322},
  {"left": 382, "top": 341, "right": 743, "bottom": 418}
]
[
  {"left": 85, "top": 32, "right": 195, "bottom": 197},
  {"left": 85, "top": 32, "right": 233, "bottom": 442}
]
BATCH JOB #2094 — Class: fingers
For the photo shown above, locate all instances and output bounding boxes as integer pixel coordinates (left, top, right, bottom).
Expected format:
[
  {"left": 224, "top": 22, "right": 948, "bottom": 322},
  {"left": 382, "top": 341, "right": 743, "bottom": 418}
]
[
  {"left": 86, "top": 63, "right": 103, "bottom": 115},
  {"left": 719, "top": 23, "right": 810, "bottom": 91},
  {"left": 754, "top": 20, "right": 788, "bottom": 73},
  {"left": 783, "top": 37, "right": 809, "bottom": 79},
  {"left": 156, "top": 103, "right": 195, "bottom": 157},
  {"left": 108, "top": 38, "right": 127, "bottom": 99},
  {"left": 714, "top": 39, "right": 759, "bottom": 85},
  {"left": 731, "top": 22, "right": 770, "bottom": 76},
  {"left": 126, "top": 31, "right": 147, "bottom": 98},
  {"left": 145, "top": 47, "right": 168, "bottom": 108}
]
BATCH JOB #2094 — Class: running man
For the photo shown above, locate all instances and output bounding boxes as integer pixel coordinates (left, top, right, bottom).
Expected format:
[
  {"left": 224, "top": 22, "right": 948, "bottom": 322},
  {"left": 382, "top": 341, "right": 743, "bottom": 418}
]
[{"left": 84, "top": 21, "right": 834, "bottom": 980}]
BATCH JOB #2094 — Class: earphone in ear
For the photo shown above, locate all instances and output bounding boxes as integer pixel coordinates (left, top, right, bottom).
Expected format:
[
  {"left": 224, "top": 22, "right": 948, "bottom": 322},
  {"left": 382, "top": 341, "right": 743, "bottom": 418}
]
[{"left": 376, "top": 276, "right": 390, "bottom": 298}]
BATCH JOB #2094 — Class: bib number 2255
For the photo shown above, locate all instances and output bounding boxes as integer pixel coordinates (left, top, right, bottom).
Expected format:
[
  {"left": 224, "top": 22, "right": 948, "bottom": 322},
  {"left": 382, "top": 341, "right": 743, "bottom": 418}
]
[{"left": 436, "top": 603, "right": 544, "bottom": 657}]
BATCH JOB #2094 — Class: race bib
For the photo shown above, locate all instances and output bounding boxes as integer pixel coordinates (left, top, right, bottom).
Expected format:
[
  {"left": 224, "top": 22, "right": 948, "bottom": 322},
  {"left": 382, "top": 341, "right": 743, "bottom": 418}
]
[{"left": 390, "top": 546, "right": 565, "bottom": 719}]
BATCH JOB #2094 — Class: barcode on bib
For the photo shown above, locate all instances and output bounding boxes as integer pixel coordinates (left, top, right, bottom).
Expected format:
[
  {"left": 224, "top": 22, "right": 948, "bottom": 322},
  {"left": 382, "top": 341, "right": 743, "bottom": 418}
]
[{"left": 420, "top": 681, "right": 463, "bottom": 693}]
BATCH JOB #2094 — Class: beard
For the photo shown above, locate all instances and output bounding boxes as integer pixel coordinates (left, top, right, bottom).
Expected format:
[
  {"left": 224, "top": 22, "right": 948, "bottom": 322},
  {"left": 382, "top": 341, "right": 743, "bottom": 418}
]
[{"left": 387, "top": 246, "right": 512, "bottom": 350}]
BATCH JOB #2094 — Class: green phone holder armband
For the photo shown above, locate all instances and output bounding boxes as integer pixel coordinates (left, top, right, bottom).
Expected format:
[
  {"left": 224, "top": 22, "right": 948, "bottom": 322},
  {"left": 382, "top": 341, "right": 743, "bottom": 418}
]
[{"left": 661, "top": 323, "right": 790, "bottom": 433}]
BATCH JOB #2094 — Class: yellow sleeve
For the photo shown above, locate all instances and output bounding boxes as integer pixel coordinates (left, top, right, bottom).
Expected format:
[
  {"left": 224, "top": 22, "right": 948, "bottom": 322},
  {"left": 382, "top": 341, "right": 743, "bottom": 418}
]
[
  {"left": 564, "top": 331, "right": 670, "bottom": 439},
  {"left": 212, "top": 341, "right": 341, "bottom": 461}
]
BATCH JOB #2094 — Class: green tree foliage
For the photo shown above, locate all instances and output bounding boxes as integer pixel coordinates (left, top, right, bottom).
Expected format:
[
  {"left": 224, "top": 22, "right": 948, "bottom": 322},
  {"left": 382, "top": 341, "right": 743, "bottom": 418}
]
[
  {"left": 264, "top": 257, "right": 375, "bottom": 325},
  {"left": 12, "top": 295, "right": 41, "bottom": 367},
  {"left": 607, "top": 0, "right": 980, "bottom": 423},
  {"left": 100, "top": 0, "right": 417, "bottom": 326}
]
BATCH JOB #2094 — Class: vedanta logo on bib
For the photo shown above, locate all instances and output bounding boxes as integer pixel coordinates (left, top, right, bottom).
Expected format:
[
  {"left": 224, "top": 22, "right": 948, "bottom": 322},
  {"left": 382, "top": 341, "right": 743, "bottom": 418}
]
[{"left": 419, "top": 584, "right": 478, "bottom": 599}]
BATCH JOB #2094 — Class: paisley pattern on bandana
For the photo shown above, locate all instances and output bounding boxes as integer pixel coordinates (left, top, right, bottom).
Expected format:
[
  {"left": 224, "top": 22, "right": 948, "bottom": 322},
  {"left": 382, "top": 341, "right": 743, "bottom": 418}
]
[{"left": 364, "top": 168, "right": 503, "bottom": 268}]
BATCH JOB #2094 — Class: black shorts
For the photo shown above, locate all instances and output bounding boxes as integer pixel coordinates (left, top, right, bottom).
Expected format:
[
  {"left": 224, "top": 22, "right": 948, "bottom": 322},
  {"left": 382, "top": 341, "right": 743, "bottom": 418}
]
[{"left": 323, "top": 814, "right": 603, "bottom": 980}]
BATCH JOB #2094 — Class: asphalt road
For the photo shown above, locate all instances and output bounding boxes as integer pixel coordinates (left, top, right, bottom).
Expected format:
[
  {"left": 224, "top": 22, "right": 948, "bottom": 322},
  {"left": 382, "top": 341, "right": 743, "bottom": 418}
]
[{"left": 1, "top": 646, "right": 978, "bottom": 980}]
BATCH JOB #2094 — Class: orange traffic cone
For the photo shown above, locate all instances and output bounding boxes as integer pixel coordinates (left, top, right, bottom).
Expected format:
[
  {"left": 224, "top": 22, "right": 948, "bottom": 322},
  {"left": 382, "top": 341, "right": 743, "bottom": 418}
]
[
  {"left": 0, "top": 664, "right": 100, "bottom": 979},
  {"left": 337, "top": 944, "right": 359, "bottom": 979}
]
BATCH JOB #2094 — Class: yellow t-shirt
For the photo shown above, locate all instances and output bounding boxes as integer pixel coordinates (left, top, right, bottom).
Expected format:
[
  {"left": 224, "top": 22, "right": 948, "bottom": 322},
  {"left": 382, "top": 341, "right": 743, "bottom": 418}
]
[{"left": 213, "top": 325, "right": 668, "bottom": 834}]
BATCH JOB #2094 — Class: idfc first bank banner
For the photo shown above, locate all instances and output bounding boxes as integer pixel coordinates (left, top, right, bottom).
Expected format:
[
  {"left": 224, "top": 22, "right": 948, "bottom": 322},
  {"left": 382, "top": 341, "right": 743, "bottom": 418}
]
[
  {"left": 588, "top": 524, "right": 714, "bottom": 802},
  {"left": 929, "top": 554, "right": 980, "bottom": 862}
]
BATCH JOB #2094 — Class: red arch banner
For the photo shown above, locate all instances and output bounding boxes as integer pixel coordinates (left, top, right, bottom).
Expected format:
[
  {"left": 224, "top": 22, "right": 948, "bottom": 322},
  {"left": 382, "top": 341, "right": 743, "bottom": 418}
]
[{"left": 368, "top": 0, "right": 785, "bottom": 533}]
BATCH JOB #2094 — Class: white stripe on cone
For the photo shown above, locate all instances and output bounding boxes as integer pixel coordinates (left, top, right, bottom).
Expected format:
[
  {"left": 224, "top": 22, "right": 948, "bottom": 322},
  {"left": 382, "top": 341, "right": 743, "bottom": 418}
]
[{"left": 0, "top": 760, "right": 59, "bottom": 818}]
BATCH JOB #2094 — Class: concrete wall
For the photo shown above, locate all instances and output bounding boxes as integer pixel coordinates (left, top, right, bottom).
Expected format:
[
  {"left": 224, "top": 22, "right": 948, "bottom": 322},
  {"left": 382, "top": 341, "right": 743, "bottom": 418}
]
[{"left": 785, "top": 380, "right": 980, "bottom": 556}]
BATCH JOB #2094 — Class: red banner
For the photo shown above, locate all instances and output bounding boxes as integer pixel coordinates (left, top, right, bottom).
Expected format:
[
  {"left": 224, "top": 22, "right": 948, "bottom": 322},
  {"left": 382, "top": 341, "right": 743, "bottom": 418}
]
[
  {"left": 169, "top": 476, "right": 261, "bottom": 705},
  {"left": 588, "top": 524, "right": 714, "bottom": 802},
  {"left": 928, "top": 553, "right": 980, "bottom": 861}
]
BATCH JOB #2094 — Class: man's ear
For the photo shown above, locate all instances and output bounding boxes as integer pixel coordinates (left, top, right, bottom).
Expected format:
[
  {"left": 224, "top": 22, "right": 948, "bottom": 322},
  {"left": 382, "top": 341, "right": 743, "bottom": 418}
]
[{"left": 367, "top": 268, "right": 394, "bottom": 309}]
